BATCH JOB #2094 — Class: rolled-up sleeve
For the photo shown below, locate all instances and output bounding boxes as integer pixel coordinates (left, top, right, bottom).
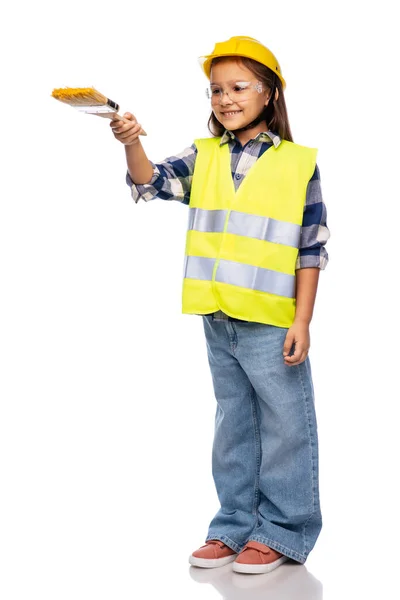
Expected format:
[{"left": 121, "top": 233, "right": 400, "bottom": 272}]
[
  {"left": 296, "top": 164, "right": 330, "bottom": 270},
  {"left": 126, "top": 144, "right": 197, "bottom": 204}
]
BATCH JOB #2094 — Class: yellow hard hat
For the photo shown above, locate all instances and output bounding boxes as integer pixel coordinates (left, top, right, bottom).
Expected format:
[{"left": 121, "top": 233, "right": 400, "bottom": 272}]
[{"left": 199, "top": 36, "right": 286, "bottom": 90}]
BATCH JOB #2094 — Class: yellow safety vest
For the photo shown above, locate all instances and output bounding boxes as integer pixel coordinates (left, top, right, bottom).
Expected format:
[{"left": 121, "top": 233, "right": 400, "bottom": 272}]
[{"left": 182, "top": 137, "right": 317, "bottom": 327}]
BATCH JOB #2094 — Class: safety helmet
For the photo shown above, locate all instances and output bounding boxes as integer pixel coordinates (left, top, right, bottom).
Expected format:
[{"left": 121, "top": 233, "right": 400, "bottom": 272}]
[{"left": 199, "top": 36, "right": 286, "bottom": 90}]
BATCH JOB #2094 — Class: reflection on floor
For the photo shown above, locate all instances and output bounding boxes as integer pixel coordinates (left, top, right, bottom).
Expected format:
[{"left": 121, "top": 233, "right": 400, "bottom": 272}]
[{"left": 190, "top": 560, "right": 323, "bottom": 600}]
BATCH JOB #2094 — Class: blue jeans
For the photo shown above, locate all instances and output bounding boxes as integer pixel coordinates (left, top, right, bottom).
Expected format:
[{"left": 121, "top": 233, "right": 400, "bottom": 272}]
[{"left": 202, "top": 315, "right": 322, "bottom": 564}]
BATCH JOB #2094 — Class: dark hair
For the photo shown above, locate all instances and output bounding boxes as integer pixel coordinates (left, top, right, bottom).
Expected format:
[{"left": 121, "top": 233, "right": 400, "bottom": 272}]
[{"left": 207, "top": 56, "right": 293, "bottom": 142}]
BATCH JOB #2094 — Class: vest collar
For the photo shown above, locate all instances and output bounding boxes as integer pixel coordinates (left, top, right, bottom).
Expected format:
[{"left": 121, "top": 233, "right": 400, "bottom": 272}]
[{"left": 220, "top": 129, "right": 282, "bottom": 149}]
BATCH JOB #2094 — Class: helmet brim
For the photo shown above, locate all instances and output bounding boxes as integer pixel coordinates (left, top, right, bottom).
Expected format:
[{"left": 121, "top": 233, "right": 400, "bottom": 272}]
[{"left": 198, "top": 53, "right": 286, "bottom": 90}]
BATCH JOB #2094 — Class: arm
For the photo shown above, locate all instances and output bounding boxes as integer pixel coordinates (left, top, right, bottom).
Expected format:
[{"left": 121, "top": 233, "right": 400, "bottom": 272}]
[
  {"left": 125, "top": 140, "right": 153, "bottom": 184},
  {"left": 125, "top": 145, "right": 197, "bottom": 204},
  {"left": 283, "top": 268, "right": 320, "bottom": 367},
  {"left": 295, "top": 164, "right": 330, "bottom": 271},
  {"left": 283, "top": 164, "right": 330, "bottom": 366},
  {"left": 110, "top": 112, "right": 153, "bottom": 183},
  {"left": 110, "top": 112, "right": 197, "bottom": 202},
  {"left": 293, "top": 267, "right": 320, "bottom": 325}
]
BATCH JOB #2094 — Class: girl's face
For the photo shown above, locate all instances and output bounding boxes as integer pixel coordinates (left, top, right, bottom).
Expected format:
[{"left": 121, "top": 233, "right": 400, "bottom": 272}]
[{"left": 209, "top": 58, "right": 272, "bottom": 142}]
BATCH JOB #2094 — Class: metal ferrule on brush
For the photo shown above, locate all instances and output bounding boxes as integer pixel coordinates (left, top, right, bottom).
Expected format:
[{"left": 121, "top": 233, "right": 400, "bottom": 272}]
[{"left": 75, "top": 98, "right": 120, "bottom": 114}]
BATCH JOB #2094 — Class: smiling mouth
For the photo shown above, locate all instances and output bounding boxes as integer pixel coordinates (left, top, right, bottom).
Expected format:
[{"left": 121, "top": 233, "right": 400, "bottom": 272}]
[{"left": 220, "top": 110, "right": 242, "bottom": 117}]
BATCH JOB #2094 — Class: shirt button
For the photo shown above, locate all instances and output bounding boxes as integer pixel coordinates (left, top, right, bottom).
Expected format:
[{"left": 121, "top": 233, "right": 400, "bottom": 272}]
[{"left": 235, "top": 173, "right": 241, "bottom": 180}]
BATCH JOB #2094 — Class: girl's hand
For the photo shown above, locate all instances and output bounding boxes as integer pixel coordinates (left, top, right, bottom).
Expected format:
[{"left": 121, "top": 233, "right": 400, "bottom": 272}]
[
  {"left": 282, "top": 320, "right": 310, "bottom": 366},
  {"left": 110, "top": 112, "right": 143, "bottom": 146}
]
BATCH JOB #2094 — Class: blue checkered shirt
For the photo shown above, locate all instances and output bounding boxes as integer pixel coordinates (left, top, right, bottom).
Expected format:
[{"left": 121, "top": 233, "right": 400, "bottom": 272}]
[{"left": 126, "top": 130, "right": 329, "bottom": 272}]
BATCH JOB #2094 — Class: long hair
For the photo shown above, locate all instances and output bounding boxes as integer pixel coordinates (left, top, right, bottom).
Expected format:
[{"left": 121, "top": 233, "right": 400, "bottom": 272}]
[{"left": 207, "top": 56, "right": 293, "bottom": 142}]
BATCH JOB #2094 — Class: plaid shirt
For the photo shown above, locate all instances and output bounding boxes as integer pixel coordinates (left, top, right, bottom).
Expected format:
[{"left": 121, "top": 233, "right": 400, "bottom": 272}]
[{"left": 126, "top": 129, "right": 329, "bottom": 320}]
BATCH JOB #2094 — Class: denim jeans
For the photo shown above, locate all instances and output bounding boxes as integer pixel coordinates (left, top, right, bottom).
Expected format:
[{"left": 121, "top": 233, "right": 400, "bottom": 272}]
[{"left": 202, "top": 315, "right": 322, "bottom": 564}]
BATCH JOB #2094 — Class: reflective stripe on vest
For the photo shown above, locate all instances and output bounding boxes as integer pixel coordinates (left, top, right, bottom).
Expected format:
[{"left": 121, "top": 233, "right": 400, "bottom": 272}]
[
  {"left": 184, "top": 255, "right": 295, "bottom": 298},
  {"left": 188, "top": 207, "right": 301, "bottom": 247}
]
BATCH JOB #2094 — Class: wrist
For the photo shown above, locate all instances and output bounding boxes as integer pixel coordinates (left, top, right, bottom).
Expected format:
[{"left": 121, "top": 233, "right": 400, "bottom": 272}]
[
  {"left": 125, "top": 138, "right": 141, "bottom": 147},
  {"left": 293, "top": 314, "right": 312, "bottom": 326}
]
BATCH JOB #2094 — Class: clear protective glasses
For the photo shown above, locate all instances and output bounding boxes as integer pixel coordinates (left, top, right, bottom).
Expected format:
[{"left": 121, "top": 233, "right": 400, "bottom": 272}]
[{"left": 206, "top": 80, "right": 263, "bottom": 104}]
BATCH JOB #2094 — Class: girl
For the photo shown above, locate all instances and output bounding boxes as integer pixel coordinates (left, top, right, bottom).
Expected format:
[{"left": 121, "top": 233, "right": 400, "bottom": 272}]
[{"left": 111, "top": 36, "right": 329, "bottom": 575}]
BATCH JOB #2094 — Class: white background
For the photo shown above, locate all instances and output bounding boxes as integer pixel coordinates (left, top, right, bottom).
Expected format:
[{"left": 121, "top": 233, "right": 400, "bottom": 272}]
[{"left": 1, "top": 1, "right": 399, "bottom": 598}]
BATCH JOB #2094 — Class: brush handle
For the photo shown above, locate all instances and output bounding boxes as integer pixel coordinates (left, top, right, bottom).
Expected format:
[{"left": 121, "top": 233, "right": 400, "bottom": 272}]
[{"left": 95, "top": 111, "right": 147, "bottom": 136}]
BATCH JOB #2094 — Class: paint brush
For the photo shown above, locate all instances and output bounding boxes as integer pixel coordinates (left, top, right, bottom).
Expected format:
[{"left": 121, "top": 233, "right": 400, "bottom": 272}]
[{"left": 51, "top": 86, "right": 147, "bottom": 135}]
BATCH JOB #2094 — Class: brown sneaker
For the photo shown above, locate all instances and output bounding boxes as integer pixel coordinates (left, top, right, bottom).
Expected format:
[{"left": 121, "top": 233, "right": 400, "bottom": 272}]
[
  {"left": 232, "top": 541, "right": 288, "bottom": 574},
  {"left": 189, "top": 539, "right": 238, "bottom": 568}
]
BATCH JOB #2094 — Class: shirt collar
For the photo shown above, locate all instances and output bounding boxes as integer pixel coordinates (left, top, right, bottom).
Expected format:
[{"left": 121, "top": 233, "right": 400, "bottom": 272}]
[{"left": 220, "top": 129, "right": 281, "bottom": 148}]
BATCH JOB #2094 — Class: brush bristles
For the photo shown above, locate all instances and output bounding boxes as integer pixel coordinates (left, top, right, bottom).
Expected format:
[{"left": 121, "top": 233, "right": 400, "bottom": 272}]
[{"left": 51, "top": 87, "right": 108, "bottom": 106}]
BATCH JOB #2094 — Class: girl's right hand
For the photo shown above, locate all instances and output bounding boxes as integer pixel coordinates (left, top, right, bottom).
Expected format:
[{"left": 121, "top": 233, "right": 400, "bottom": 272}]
[{"left": 110, "top": 112, "right": 143, "bottom": 146}]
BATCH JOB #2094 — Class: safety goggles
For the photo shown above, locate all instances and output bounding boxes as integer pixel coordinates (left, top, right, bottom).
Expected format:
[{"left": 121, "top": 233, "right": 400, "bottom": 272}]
[{"left": 206, "top": 81, "right": 263, "bottom": 104}]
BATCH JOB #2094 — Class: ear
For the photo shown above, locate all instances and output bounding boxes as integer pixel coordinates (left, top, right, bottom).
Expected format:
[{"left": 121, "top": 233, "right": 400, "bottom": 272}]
[{"left": 264, "top": 87, "right": 279, "bottom": 106}]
